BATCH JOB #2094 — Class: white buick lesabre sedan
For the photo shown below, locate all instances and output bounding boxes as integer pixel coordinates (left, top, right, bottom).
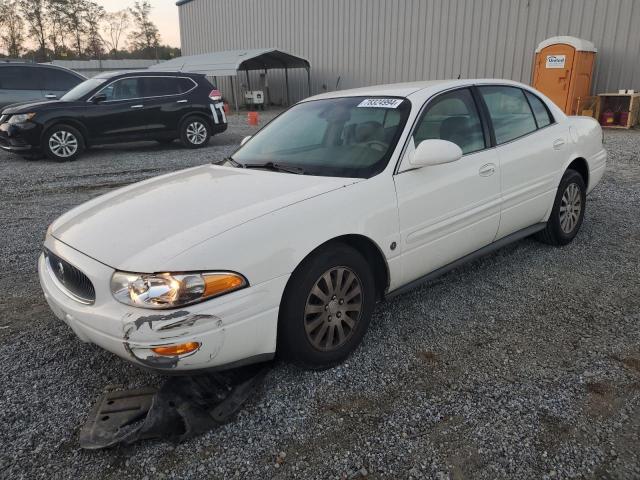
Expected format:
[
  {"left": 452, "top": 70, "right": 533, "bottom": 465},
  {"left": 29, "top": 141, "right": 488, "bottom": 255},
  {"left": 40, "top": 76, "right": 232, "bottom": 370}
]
[{"left": 39, "top": 79, "right": 606, "bottom": 372}]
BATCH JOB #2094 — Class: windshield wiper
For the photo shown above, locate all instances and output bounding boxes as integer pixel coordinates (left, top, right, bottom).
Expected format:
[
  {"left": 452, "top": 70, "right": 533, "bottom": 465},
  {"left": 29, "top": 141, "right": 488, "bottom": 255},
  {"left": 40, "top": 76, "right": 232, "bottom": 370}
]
[
  {"left": 241, "top": 162, "right": 305, "bottom": 175},
  {"left": 213, "top": 157, "right": 242, "bottom": 167}
]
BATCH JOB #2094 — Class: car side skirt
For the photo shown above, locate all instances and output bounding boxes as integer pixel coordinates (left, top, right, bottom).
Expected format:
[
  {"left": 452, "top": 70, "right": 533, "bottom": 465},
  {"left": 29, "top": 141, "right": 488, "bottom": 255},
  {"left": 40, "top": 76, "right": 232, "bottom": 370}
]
[{"left": 385, "top": 223, "right": 546, "bottom": 299}]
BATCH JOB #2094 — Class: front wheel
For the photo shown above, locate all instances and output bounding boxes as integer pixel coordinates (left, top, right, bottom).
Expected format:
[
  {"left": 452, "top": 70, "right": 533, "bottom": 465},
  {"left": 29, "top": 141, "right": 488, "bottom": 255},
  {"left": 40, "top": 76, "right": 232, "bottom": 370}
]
[
  {"left": 180, "top": 116, "right": 211, "bottom": 148},
  {"left": 42, "top": 124, "right": 84, "bottom": 162},
  {"left": 536, "top": 169, "right": 586, "bottom": 246},
  {"left": 277, "top": 243, "right": 376, "bottom": 369}
]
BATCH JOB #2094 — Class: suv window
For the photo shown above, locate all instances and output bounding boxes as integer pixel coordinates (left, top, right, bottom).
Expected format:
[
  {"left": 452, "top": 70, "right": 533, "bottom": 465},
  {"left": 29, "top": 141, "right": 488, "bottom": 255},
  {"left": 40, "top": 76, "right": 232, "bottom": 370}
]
[
  {"left": 479, "top": 86, "right": 537, "bottom": 144},
  {"left": 525, "top": 91, "right": 553, "bottom": 128},
  {"left": 140, "top": 77, "right": 182, "bottom": 97},
  {"left": 0, "top": 66, "right": 40, "bottom": 90},
  {"left": 177, "top": 78, "right": 196, "bottom": 93},
  {"left": 43, "top": 68, "right": 80, "bottom": 91},
  {"left": 98, "top": 78, "right": 141, "bottom": 101},
  {"left": 414, "top": 88, "right": 486, "bottom": 154}
]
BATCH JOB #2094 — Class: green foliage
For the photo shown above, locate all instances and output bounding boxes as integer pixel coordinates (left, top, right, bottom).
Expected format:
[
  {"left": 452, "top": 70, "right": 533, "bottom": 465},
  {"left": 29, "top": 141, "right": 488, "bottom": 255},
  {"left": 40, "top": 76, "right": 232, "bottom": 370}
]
[
  {"left": 1, "top": 0, "right": 176, "bottom": 60},
  {"left": 0, "top": 0, "right": 26, "bottom": 57}
]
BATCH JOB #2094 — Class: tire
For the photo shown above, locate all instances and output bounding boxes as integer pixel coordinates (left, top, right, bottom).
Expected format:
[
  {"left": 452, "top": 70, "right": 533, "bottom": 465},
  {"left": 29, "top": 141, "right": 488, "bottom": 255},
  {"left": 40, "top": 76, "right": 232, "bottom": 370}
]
[
  {"left": 180, "top": 116, "right": 211, "bottom": 148},
  {"left": 536, "top": 169, "right": 586, "bottom": 246},
  {"left": 277, "top": 243, "right": 376, "bottom": 369},
  {"left": 42, "top": 124, "right": 84, "bottom": 162}
]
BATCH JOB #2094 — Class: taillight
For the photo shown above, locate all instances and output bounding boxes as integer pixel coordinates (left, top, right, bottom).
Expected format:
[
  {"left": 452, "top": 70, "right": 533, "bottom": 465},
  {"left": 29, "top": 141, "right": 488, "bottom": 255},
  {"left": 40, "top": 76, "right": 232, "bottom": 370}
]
[{"left": 209, "top": 89, "right": 222, "bottom": 101}]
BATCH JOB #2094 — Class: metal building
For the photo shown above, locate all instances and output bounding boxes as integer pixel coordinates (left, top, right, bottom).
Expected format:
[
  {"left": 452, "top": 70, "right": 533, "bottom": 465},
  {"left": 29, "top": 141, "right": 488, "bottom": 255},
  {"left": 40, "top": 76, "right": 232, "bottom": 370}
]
[{"left": 177, "top": 0, "right": 640, "bottom": 105}]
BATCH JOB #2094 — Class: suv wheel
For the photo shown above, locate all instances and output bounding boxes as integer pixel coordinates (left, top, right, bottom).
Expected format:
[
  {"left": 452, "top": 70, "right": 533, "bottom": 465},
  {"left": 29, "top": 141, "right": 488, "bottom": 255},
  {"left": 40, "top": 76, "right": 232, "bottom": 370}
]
[
  {"left": 180, "top": 116, "right": 211, "bottom": 148},
  {"left": 277, "top": 243, "right": 376, "bottom": 369},
  {"left": 43, "top": 124, "right": 84, "bottom": 162},
  {"left": 536, "top": 169, "right": 586, "bottom": 246}
]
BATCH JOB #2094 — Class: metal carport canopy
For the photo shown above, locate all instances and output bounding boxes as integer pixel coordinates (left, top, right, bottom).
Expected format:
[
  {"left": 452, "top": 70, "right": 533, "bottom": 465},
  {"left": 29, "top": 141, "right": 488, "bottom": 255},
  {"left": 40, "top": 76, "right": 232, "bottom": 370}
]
[{"left": 148, "top": 48, "right": 311, "bottom": 109}]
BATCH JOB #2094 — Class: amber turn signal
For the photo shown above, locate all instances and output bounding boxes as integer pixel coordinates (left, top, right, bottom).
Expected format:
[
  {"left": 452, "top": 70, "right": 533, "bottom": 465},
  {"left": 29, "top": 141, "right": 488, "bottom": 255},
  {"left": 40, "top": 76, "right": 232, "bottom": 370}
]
[
  {"left": 152, "top": 342, "right": 201, "bottom": 356},
  {"left": 203, "top": 273, "right": 246, "bottom": 298}
]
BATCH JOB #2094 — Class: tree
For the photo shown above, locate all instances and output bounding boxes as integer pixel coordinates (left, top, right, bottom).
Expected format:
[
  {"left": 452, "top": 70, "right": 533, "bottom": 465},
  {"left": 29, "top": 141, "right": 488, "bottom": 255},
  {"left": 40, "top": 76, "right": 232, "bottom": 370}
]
[
  {"left": 47, "top": 0, "right": 69, "bottom": 57},
  {"left": 103, "top": 9, "right": 129, "bottom": 58},
  {"left": 0, "top": 1, "right": 26, "bottom": 57},
  {"left": 84, "top": 1, "right": 105, "bottom": 58},
  {"left": 19, "top": 0, "right": 47, "bottom": 60},
  {"left": 128, "top": 0, "right": 160, "bottom": 58},
  {"left": 63, "top": 0, "right": 87, "bottom": 57}
]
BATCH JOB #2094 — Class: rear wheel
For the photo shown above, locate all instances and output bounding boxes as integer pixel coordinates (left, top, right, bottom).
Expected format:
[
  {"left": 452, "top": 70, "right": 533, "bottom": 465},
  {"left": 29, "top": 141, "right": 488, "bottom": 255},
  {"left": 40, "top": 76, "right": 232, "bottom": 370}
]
[
  {"left": 536, "top": 169, "right": 586, "bottom": 246},
  {"left": 180, "top": 116, "right": 210, "bottom": 148},
  {"left": 42, "top": 124, "right": 84, "bottom": 162},
  {"left": 278, "top": 243, "right": 376, "bottom": 369}
]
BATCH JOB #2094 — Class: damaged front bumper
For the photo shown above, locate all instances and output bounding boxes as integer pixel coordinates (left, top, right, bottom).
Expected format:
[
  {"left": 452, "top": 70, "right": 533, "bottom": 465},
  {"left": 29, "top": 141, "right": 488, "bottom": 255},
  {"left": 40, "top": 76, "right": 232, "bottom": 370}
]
[{"left": 38, "top": 235, "right": 287, "bottom": 372}]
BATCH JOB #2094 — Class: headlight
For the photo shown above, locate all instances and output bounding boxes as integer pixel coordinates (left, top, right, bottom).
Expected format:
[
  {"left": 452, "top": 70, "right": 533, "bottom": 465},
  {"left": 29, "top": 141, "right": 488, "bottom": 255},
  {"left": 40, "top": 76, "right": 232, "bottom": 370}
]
[
  {"left": 111, "top": 271, "right": 247, "bottom": 309},
  {"left": 8, "top": 113, "right": 36, "bottom": 124}
]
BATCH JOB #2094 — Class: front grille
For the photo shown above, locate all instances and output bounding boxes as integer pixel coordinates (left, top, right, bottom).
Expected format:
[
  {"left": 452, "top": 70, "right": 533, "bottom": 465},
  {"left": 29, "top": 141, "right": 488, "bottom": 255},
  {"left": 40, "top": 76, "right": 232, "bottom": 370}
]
[{"left": 45, "top": 249, "right": 96, "bottom": 304}]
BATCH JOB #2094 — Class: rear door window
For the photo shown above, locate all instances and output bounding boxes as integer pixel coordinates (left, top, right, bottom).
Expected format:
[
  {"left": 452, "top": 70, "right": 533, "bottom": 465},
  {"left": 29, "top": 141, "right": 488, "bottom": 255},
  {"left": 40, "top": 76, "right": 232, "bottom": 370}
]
[
  {"left": 0, "top": 66, "right": 41, "bottom": 90},
  {"left": 43, "top": 68, "right": 81, "bottom": 91},
  {"left": 479, "top": 86, "right": 537, "bottom": 144},
  {"left": 524, "top": 91, "right": 553, "bottom": 128},
  {"left": 140, "top": 77, "right": 181, "bottom": 97},
  {"left": 414, "top": 88, "right": 486, "bottom": 154}
]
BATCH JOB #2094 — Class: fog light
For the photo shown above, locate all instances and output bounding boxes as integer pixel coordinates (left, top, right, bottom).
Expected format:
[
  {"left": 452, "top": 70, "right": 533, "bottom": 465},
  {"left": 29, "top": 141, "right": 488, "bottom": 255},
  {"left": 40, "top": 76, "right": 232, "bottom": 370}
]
[{"left": 151, "top": 342, "right": 201, "bottom": 356}]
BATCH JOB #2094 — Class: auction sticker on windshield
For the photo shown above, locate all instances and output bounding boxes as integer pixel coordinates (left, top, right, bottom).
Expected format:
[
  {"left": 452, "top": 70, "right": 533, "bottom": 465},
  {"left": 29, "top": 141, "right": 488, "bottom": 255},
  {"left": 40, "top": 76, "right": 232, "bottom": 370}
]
[{"left": 357, "top": 98, "right": 403, "bottom": 108}]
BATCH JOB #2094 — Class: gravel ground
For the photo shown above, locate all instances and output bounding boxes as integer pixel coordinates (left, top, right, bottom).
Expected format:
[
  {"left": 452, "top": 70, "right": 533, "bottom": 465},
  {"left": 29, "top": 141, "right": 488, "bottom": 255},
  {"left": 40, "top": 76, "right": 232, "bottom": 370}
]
[{"left": 0, "top": 114, "right": 638, "bottom": 480}]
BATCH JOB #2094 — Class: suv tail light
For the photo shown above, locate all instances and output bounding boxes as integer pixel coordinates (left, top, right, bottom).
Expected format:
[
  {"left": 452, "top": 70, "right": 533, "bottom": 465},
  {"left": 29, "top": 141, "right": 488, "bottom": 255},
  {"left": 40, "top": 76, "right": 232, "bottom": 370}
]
[{"left": 209, "top": 89, "right": 222, "bottom": 101}]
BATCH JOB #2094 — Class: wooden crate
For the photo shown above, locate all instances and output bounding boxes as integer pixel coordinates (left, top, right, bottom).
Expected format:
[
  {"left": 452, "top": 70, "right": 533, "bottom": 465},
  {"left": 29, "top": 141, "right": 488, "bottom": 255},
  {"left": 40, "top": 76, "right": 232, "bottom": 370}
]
[
  {"left": 596, "top": 92, "right": 640, "bottom": 129},
  {"left": 575, "top": 95, "right": 599, "bottom": 119}
]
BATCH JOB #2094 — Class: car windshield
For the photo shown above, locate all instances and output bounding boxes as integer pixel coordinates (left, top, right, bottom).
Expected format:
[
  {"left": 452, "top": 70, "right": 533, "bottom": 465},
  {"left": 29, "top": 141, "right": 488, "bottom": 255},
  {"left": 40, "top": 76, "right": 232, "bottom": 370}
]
[
  {"left": 232, "top": 96, "right": 411, "bottom": 178},
  {"left": 60, "top": 78, "right": 108, "bottom": 101}
]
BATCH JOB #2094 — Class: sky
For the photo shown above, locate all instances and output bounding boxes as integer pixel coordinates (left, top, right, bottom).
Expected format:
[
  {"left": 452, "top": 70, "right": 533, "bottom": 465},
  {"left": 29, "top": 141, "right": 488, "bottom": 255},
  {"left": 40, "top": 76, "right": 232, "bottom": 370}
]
[{"left": 97, "top": 0, "right": 181, "bottom": 47}]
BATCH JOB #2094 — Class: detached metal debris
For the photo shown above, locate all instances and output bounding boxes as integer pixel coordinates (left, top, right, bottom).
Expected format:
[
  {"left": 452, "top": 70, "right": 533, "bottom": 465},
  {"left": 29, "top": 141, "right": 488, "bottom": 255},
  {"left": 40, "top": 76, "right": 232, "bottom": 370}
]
[{"left": 79, "top": 363, "right": 271, "bottom": 449}]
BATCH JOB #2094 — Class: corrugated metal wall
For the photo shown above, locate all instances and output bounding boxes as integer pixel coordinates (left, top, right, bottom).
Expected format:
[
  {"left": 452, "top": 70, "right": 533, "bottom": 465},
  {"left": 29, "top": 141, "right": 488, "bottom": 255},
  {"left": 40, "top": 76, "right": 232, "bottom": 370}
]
[{"left": 178, "top": 0, "right": 640, "bottom": 105}]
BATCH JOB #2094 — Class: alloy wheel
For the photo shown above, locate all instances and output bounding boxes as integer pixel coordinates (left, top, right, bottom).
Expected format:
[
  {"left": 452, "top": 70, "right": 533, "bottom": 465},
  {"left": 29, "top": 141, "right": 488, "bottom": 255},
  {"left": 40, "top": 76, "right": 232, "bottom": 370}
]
[
  {"left": 304, "top": 266, "right": 363, "bottom": 351},
  {"left": 49, "top": 130, "right": 78, "bottom": 158},
  {"left": 185, "top": 121, "right": 207, "bottom": 145},
  {"left": 559, "top": 182, "right": 582, "bottom": 234}
]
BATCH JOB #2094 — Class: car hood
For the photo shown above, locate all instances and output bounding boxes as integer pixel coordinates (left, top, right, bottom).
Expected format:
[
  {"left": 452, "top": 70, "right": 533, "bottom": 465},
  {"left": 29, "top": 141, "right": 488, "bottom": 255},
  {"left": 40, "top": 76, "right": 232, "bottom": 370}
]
[
  {"left": 2, "top": 99, "right": 77, "bottom": 114},
  {"left": 50, "top": 165, "right": 361, "bottom": 271}
]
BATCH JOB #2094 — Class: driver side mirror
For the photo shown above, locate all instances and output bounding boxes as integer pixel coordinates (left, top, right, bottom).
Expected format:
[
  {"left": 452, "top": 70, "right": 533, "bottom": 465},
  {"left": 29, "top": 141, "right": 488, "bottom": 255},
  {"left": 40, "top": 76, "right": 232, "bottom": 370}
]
[
  {"left": 91, "top": 93, "right": 107, "bottom": 104},
  {"left": 240, "top": 135, "right": 251, "bottom": 146},
  {"left": 410, "top": 139, "right": 463, "bottom": 167}
]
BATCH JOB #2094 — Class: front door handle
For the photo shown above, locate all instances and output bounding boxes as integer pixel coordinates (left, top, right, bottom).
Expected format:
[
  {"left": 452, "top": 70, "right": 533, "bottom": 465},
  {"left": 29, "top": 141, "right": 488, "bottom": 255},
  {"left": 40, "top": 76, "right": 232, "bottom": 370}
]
[
  {"left": 45, "top": 94, "right": 57, "bottom": 99},
  {"left": 553, "top": 138, "right": 565, "bottom": 149},
  {"left": 130, "top": 104, "right": 143, "bottom": 109},
  {"left": 176, "top": 99, "right": 188, "bottom": 103},
  {"left": 479, "top": 163, "right": 496, "bottom": 177}
]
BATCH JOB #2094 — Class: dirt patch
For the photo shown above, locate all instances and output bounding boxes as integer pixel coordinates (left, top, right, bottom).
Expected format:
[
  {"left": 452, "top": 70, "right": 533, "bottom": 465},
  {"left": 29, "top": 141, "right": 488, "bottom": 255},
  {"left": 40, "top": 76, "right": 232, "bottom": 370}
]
[
  {"left": 417, "top": 350, "right": 439, "bottom": 363},
  {"left": 622, "top": 357, "right": 640, "bottom": 373}
]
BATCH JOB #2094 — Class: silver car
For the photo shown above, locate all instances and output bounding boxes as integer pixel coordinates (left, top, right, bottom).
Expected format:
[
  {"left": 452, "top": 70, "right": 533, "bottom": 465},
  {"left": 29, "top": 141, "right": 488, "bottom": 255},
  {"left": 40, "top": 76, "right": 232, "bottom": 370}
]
[{"left": 0, "top": 63, "right": 85, "bottom": 110}]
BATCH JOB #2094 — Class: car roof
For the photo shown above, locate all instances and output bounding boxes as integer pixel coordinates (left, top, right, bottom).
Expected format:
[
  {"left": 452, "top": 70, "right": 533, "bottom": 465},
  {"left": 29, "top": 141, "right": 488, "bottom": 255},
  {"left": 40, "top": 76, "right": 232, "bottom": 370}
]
[
  {"left": 93, "top": 70, "right": 204, "bottom": 80},
  {"left": 304, "top": 78, "right": 567, "bottom": 121},
  {"left": 305, "top": 78, "right": 533, "bottom": 100},
  {"left": 0, "top": 62, "right": 85, "bottom": 78}
]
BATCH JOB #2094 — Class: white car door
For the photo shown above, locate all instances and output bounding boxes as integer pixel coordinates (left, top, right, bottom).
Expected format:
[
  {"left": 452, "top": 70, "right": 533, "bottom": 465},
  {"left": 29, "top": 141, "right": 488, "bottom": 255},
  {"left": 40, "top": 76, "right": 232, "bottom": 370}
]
[
  {"left": 477, "top": 85, "right": 568, "bottom": 239},
  {"left": 394, "top": 87, "right": 501, "bottom": 286}
]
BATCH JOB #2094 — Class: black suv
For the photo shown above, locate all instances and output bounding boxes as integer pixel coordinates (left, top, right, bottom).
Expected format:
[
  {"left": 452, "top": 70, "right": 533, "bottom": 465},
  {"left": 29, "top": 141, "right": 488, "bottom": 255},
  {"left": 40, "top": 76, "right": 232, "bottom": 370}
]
[{"left": 0, "top": 71, "right": 227, "bottom": 161}]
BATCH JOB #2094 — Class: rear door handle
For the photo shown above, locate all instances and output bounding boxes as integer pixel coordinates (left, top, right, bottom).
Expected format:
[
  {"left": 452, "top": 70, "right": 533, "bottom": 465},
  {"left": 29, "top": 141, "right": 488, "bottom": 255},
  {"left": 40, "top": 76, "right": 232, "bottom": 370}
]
[
  {"left": 130, "top": 104, "right": 143, "bottom": 109},
  {"left": 176, "top": 99, "right": 188, "bottom": 103},
  {"left": 479, "top": 163, "right": 496, "bottom": 177},
  {"left": 553, "top": 138, "right": 565, "bottom": 149},
  {"left": 44, "top": 94, "right": 57, "bottom": 99}
]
